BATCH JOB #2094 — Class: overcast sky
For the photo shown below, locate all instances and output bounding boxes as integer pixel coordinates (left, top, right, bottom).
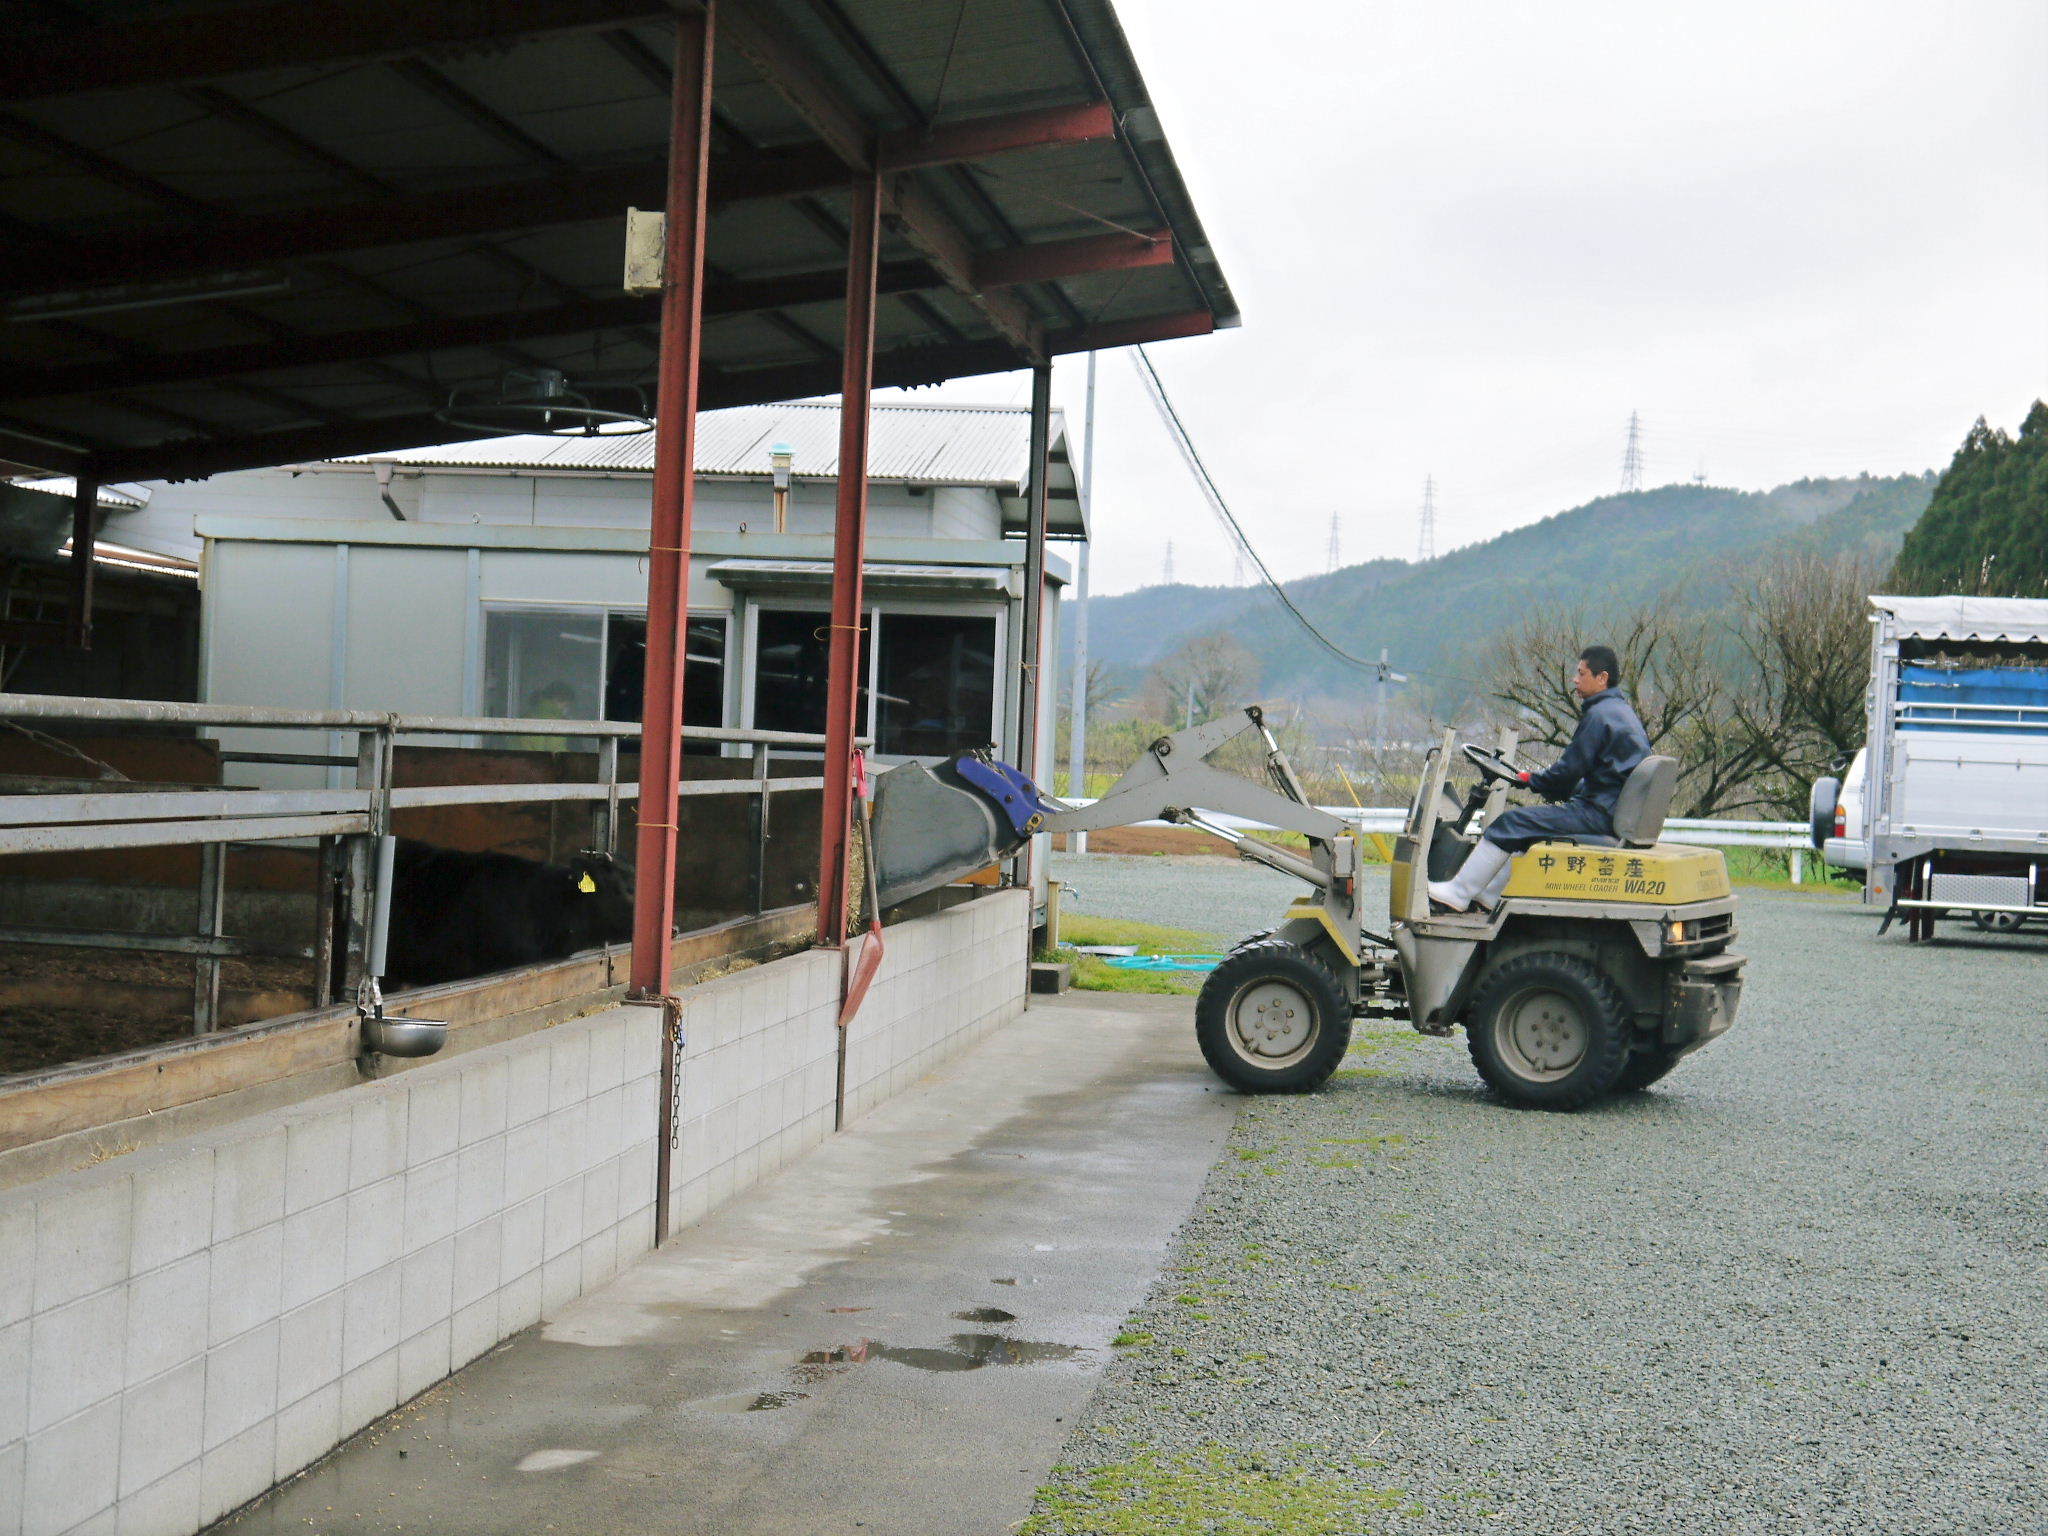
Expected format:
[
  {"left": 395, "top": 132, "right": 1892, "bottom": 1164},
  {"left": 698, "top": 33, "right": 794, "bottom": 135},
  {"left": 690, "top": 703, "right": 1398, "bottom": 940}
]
[{"left": 881, "top": 0, "right": 2048, "bottom": 596}]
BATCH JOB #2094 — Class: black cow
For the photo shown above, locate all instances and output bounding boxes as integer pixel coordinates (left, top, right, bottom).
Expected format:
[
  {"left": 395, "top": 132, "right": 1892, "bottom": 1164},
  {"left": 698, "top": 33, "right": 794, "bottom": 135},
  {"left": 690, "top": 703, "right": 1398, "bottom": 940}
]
[{"left": 384, "top": 840, "right": 635, "bottom": 987}]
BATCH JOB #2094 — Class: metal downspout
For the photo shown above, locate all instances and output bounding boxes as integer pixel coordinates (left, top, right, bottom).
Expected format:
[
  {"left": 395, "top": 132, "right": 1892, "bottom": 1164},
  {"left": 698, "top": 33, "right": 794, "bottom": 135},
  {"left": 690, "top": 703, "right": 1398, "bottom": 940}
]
[{"left": 633, "top": 0, "right": 715, "bottom": 1246}]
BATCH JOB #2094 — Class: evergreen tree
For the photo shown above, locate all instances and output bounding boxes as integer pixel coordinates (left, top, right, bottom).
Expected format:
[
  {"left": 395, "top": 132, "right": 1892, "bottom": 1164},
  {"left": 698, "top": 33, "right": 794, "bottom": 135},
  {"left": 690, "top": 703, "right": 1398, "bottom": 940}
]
[{"left": 1892, "top": 402, "right": 2048, "bottom": 594}]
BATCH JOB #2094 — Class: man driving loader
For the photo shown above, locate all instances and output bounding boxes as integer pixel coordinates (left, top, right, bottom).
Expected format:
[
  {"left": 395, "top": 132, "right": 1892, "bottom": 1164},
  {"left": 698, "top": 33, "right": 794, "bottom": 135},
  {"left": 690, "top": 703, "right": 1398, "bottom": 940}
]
[{"left": 1427, "top": 644, "right": 1651, "bottom": 913}]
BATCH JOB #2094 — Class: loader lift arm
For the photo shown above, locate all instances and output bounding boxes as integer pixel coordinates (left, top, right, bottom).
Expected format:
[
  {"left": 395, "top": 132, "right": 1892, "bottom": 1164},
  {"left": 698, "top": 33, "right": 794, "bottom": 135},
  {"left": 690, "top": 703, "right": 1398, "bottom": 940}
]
[{"left": 1044, "top": 708, "right": 1351, "bottom": 890}]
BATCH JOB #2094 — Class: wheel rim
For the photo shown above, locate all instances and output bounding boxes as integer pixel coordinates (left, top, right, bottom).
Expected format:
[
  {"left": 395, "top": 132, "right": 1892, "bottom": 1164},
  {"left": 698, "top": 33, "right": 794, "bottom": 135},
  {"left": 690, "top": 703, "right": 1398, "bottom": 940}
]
[
  {"left": 1493, "top": 985, "right": 1589, "bottom": 1082},
  {"left": 1227, "top": 978, "right": 1319, "bottom": 1069},
  {"left": 1976, "top": 911, "right": 2023, "bottom": 933}
]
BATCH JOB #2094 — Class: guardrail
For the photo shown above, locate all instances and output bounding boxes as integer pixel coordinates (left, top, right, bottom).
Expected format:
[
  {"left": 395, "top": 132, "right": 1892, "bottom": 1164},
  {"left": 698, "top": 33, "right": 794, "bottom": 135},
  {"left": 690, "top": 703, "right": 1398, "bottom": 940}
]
[
  {"left": 0, "top": 692, "right": 845, "bottom": 1038},
  {"left": 1060, "top": 799, "right": 1818, "bottom": 882}
]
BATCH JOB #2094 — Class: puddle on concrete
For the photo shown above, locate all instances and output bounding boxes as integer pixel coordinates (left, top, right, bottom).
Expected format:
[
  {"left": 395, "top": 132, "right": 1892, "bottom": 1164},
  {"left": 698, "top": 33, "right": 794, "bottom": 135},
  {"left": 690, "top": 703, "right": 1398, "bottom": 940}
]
[
  {"left": 516, "top": 1449, "right": 600, "bottom": 1473},
  {"left": 990, "top": 1276, "right": 1038, "bottom": 1286},
  {"left": 826, "top": 1306, "right": 869, "bottom": 1314},
  {"left": 795, "top": 1334, "right": 1085, "bottom": 1376},
  {"left": 952, "top": 1307, "right": 1016, "bottom": 1323},
  {"left": 700, "top": 1390, "right": 812, "bottom": 1413}
]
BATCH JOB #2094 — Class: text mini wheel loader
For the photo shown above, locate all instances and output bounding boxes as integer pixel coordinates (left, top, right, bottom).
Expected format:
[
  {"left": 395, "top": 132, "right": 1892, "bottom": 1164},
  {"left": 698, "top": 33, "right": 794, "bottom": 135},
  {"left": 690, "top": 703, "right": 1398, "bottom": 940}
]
[{"left": 868, "top": 707, "right": 1745, "bottom": 1109}]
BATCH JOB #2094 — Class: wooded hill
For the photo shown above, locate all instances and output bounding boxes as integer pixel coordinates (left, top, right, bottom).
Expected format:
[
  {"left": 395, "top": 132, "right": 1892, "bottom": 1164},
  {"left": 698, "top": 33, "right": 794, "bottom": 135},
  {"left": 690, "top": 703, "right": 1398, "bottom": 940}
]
[
  {"left": 1084, "top": 472, "right": 1934, "bottom": 711},
  {"left": 1892, "top": 402, "right": 2048, "bottom": 596}
]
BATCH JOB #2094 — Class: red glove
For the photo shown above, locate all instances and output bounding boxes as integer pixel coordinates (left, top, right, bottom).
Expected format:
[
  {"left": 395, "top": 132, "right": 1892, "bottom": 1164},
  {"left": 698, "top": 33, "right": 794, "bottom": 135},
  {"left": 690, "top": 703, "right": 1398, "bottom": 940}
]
[{"left": 1517, "top": 770, "right": 1532, "bottom": 784}]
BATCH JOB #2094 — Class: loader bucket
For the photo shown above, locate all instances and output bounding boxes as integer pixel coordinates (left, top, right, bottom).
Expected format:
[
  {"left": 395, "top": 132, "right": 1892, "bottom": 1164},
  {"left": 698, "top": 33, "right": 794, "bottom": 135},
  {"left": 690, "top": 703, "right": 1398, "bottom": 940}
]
[{"left": 867, "top": 754, "right": 1062, "bottom": 908}]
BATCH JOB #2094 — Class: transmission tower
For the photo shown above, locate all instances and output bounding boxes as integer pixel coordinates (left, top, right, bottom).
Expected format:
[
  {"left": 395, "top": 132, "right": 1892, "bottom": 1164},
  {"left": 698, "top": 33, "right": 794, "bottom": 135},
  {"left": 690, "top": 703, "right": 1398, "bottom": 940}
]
[
  {"left": 1691, "top": 457, "right": 1708, "bottom": 487},
  {"left": 1326, "top": 511, "right": 1342, "bottom": 573},
  {"left": 1416, "top": 476, "right": 1437, "bottom": 562},
  {"left": 1162, "top": 539, "right": 1176, "bottom": 585},
  {"left": 1619, "top": 411, "right": 1645, "bottom": 493}
]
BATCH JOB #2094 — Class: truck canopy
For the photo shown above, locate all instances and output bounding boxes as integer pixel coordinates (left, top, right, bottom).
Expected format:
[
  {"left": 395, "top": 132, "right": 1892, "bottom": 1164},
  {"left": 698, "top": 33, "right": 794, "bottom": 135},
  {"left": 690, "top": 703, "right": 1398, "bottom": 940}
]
[{"left": 1871, "top": 595, "right": 2048, "bottom": 643}]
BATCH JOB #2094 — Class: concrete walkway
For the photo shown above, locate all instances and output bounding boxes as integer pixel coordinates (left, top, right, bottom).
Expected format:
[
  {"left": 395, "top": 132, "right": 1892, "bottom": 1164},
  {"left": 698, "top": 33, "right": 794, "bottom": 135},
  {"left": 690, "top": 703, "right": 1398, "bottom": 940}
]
[{"left": 220, "top": 992, "right": 1231, "bottom": 1536}]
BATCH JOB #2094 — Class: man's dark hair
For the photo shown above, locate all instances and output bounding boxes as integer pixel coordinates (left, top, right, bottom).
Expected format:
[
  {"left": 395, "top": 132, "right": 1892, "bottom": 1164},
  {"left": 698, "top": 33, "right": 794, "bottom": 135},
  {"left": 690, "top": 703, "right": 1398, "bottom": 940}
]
[{"left": 1580, "top": 644, "right": 1621, "bottom": 689}]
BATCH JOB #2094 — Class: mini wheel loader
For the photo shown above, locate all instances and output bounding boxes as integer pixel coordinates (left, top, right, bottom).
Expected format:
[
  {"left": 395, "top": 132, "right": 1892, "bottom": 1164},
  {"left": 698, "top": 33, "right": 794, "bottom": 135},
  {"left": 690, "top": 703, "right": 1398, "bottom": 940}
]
[{"left": 868, "top": 707, "right": 1745, "bottom": 1109}]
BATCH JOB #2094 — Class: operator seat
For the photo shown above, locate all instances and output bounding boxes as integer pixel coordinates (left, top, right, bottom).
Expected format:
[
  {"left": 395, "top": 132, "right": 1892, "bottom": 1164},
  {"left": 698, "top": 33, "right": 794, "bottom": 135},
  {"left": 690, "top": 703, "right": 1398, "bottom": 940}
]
[{"left": 1549, "top": 754, "right": 1678, "bottom": 850}]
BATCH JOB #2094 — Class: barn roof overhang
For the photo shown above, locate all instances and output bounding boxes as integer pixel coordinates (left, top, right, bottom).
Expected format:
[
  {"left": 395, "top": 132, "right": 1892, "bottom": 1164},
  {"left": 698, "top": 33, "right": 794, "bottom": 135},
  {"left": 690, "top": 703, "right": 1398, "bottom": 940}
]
[{"left": 0, "top": 0, "right": 1236, "bottom": 485}]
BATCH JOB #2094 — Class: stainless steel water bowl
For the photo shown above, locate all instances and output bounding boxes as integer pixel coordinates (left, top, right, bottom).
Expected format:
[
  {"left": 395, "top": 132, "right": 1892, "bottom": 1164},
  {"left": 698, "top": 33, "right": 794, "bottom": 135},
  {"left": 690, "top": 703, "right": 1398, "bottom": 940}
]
[{"left": 360, "top": 1014, "right": 449, "bottom": 1058}]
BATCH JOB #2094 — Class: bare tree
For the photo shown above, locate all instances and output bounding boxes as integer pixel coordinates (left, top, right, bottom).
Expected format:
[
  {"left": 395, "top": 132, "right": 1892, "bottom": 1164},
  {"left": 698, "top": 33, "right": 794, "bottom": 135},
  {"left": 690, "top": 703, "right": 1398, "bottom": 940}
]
[
  {"left": 1472, "top": 596, "right": 1773, "bottom": 818},
  {"left": 1145, "top": 634, "right": 1260, "bottom": 728},
  {"left": 1727, "top": 551, "right": 1880, "bottom": 813}
]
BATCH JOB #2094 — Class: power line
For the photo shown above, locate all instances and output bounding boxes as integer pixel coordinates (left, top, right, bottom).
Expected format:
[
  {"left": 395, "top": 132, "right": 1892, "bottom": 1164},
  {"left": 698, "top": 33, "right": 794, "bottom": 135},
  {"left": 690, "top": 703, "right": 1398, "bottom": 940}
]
[
  {"left": 1619, "top": 410, "right": 1645, "bottom": 493},
  {"left": 1417, "top": 476, "right": 1437, "bottom": 562},
  {"left": 1130, "top": 346, "right": 1378, "bottom": 674}
]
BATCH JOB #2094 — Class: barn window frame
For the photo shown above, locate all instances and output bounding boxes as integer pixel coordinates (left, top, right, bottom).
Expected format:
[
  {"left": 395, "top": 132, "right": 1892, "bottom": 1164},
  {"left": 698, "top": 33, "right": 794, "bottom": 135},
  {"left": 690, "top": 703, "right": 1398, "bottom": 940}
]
[
  {"left": 479, "top": 602, "right": 731, "bottom": 737},
  {"left": 737, "top": 597, "right": 1006, "bottom": 762}
]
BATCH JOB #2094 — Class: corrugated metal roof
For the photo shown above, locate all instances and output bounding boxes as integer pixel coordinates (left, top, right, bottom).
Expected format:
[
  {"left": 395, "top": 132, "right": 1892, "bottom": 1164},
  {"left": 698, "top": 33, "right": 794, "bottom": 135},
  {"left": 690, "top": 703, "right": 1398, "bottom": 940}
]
[
  {"left": 1873, "top": 595, "right": 2048, "bottom": 642},
  {"left": 5, "top": 477, "right": 150, "bottom": 509},
  {"left": 340, "top": 402, "right": 1067, "bottom": 489}
]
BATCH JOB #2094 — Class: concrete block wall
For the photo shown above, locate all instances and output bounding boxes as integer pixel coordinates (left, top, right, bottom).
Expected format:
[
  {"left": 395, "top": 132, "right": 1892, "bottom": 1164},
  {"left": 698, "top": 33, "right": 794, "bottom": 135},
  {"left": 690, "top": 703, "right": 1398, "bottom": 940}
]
[
  {"left": 0, "top": 1008, "right": 662, "bottom": 1536},
  {"left": 841, "top": 889, "right": 1030, "bottom": 1124},
  {"left": 0, "top": 890, "right": 1027, "bottom": 1536},
  {"left": 663, "top": 891, "right": 1029, "bottom": 1225},
  {"left": 666, "top": 947, "right": 843, "bottom": 1233}
]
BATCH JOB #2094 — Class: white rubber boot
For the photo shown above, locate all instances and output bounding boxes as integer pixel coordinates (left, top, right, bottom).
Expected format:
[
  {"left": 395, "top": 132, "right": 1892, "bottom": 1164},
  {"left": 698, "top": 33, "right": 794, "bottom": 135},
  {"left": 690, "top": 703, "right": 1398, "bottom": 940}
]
[{"left": 1426, "top": 838, "right": 1510, "bottom": 913}]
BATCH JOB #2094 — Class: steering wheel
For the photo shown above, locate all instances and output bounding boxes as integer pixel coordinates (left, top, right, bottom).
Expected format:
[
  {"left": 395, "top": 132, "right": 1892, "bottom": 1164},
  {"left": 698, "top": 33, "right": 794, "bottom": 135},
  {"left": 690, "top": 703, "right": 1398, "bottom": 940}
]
[{"left": 1460, "top": 742, "right": 1524, "bottom": 785}]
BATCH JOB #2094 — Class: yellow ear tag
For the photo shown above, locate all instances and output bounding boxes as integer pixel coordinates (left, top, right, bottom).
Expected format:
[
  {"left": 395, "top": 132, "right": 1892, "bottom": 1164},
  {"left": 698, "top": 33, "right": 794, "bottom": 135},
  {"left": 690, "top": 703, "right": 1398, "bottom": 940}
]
[{"left": 578, "top": 873, "right": 598, "bottom": 894}]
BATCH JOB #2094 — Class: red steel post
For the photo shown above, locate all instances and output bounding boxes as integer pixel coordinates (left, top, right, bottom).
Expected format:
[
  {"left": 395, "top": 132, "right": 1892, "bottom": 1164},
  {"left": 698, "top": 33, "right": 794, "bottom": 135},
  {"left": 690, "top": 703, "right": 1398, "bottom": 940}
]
[
  {"left": 816, "top": 172, "right": 882, "bottom": 948},
  {"left": 630, "top": 0, "right": 714, "bottom": 1002}
]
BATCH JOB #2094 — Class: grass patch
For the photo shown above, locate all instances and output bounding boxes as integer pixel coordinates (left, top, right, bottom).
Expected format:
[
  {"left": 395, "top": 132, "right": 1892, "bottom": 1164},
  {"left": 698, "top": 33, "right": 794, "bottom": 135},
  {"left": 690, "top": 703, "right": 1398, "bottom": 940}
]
[
  {"left": 1023, "top": 1445, "right": 1424, "bottom": 1534},
  {"left": 1049, "top": 914, "right": 1229, "bottom": 996},
  {"left": 1722, "top": 844, "right": 1859, "bottom": 893}
]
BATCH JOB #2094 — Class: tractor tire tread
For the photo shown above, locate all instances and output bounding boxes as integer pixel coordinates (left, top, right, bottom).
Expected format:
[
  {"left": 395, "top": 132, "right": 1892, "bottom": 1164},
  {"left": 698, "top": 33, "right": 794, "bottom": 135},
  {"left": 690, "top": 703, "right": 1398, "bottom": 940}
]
[
  {"left": 1464, "top": 949, "right": 1635, "bottom": 1110},
  {"left": 1195, "top": 938, "right": 1352, "bottom": 1094}
]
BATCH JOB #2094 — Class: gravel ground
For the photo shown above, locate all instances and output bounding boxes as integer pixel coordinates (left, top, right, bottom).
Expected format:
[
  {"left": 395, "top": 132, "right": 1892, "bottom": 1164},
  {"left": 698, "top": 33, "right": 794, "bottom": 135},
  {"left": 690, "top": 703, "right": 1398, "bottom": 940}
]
[{"left": 1028, "top": 858, "right": 2048, "bottom": 1533}]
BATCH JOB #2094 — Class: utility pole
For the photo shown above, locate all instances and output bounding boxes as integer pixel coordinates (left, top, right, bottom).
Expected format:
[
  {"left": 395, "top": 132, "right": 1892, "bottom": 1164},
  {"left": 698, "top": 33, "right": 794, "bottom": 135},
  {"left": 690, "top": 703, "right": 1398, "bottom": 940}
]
[
  {"left": 1620, "top": 411, "right": 1645, "bottom": 493},
  {"left": 1067, "top": 351, "right": 1097, "bottom": 851},
  {"left": 1326, "top": 511, "right": 1341, "bottom": 573},
  {"left": 1416, "top": 476, "right": 1436, "bottom": 563},
  {"left": 1371, "top": 647, "right": 1408, "bottom": 798}
]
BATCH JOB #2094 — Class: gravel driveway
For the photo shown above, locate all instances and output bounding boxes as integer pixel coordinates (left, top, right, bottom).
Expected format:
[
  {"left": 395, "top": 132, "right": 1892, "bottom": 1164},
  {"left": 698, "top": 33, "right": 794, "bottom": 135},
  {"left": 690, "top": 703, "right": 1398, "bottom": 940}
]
[{"left": 1029, "top": 858, "right": 2047, "bottom": 1533}]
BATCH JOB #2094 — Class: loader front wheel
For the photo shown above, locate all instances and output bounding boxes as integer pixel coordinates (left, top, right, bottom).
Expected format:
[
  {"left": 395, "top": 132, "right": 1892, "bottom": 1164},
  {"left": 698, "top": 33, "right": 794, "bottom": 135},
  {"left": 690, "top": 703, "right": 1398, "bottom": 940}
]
[
  {"left": 1196, "top": 939, "right": 1352, "bottom": 1094},
  {"left": 1464, "top": 951, "right": 1634, "bottom": 1109}
]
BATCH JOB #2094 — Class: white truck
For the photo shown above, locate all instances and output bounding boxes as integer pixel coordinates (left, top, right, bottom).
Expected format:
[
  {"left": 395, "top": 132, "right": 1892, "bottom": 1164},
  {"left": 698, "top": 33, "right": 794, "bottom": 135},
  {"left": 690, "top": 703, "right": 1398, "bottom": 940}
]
[{"left": 1826, "top": 596, "right": 2048, "bottom": 937}]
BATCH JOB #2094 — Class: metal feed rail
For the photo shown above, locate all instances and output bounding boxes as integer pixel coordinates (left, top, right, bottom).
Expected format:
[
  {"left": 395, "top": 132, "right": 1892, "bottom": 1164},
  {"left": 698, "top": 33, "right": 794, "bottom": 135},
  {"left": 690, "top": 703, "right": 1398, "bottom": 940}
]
[{"left": 0, "top": 692, "right": 844, "bottom": 1037}]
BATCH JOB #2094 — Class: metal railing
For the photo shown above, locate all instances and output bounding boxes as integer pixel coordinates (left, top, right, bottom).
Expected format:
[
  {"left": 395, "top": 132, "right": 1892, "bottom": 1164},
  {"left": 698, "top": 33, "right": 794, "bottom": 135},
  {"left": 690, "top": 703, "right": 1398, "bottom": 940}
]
[
  {"left": 1060, "top": 799, "right": 1820, "bottom": 881},
  {"left": 0, "top": 692, "right": 839, "bottom": 1038}
]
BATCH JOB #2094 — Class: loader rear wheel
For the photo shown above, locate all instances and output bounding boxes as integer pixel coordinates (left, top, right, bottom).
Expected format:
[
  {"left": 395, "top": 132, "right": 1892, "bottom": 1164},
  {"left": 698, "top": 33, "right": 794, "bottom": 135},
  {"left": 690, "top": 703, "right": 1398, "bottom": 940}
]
[
  {"left": 1196, "top": 939, "right": 1351, "bottom": 1094},
  {"left": 1465, "top": 951, "right": 1633, "bottom": 1109}
]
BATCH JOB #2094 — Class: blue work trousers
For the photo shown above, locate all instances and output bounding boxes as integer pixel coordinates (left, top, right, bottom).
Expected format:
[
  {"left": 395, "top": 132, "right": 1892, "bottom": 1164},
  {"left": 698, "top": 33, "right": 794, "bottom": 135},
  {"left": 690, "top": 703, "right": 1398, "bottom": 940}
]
[{"left": 1483, "top": 799, "right": 1613, "bottom": 853}]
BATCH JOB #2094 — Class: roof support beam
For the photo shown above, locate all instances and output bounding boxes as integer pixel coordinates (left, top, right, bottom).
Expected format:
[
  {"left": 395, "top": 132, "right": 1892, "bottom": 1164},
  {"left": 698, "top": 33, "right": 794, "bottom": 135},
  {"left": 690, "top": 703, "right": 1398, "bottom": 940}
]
[
  {"left": 80, "top": 308, "right": 1217, "bottom": 484},
  {"left": 0, "top": 100, "right": 1117, "bottom": 300},
  {"left": 720, "top": 1, "right": 1047, "bottom": 359},
  {"left": 1, "top": 232, "right": 1166, "bottom": 405},
  {"left": 0, "top": 0, "right": 679, "bottom": 103}
]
